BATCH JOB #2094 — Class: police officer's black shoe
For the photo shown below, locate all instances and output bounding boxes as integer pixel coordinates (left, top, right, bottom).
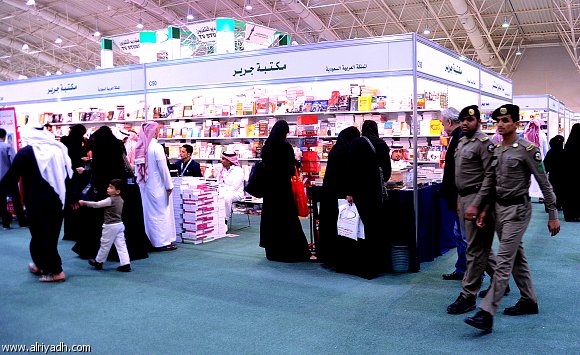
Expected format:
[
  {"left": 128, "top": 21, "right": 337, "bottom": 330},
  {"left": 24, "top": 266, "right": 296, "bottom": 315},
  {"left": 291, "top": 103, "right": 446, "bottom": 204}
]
[
  {"left": 478, "top": 284, "right": 511, "bottom": 298},
  {"left": 503, "top": 299, "right": 538, "bottom": 316},
  {"left": 464, "top": 309, "right": 493, "bottom": 333},
  {"left": 447, "top": 295, "right": 476, "bottom": 314},
  {"left": 442, "top": 271, "right": 464, "bottom": 280}
]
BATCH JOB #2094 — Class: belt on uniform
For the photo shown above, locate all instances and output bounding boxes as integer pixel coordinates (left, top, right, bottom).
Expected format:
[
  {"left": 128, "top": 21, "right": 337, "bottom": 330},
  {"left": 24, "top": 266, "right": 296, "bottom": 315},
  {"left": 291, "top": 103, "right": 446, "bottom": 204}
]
[
  {"left": 496, "top": 195, "right": 530, "bottom": 206},
  {"left": 458, "top": 185, "right": 481, "bottom": 197}
]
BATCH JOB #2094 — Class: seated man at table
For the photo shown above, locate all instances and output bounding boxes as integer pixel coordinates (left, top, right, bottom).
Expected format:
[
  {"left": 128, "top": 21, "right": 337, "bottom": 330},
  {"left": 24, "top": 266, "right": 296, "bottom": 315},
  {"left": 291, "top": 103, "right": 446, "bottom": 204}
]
[
  {"left": 390, "top": 144, "right": 409, "bottom": 170},
  {"left": 172, "top": 144, "right": 202, "bottom": 177},
  {"left": 217, "top": 152, "right": 245, "bottom": 228}
]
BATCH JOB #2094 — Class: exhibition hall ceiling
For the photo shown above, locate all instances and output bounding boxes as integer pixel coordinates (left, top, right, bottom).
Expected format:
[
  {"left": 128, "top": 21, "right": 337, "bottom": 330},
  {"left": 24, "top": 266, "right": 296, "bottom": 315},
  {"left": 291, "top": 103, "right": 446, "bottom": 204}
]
[{"left": 0, "top": 0, "right": 578, "bottom": 81}]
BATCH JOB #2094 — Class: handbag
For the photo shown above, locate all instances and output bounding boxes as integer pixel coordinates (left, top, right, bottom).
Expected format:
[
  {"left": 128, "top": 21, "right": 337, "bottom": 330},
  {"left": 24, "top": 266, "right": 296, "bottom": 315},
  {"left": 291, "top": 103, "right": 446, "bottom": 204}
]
[
  {"left": 245, "top": 161, "right": 266, "bottom": 198},
  {"left": 291, "top": 167, "right": 309, "bottom": 217},
  {"left": 362, "top": 136, "right": 388, "bottom": 202},
  {"left": 79, "top": 182, "right": 96, "bottom": 201}
]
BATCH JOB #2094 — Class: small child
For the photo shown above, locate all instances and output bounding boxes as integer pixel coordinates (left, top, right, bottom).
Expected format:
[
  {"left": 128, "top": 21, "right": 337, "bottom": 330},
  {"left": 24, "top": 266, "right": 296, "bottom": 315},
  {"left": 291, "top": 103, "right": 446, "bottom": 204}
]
[{"left": 79, "top": 179, "right": 131, "bottom": 272}]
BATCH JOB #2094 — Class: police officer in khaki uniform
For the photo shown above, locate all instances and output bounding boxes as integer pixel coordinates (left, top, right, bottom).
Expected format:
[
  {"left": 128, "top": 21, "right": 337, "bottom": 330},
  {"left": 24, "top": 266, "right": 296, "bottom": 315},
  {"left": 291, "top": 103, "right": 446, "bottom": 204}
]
[
  {"left": 447, "top": 105, "right": 499, "bottom": 314},
  {"left": 465, "top": 104, "right": 560, "bottom": 333}
]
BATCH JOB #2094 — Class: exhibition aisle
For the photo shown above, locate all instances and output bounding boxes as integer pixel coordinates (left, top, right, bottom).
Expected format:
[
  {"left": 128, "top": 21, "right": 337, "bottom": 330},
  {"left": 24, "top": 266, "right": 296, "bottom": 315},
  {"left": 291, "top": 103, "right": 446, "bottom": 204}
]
[{"left": 0, "top": 205, "right": 577, "bottom": 354}]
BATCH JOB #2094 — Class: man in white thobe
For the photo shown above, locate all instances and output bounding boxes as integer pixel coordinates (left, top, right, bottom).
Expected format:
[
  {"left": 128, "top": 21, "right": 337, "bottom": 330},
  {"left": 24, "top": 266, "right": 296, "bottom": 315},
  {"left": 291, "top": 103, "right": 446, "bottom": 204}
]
[
  {"left": 218, "top": 152, "right": 245, "bottom": 227},
  {"left": 135, "top": 122, "right": 177, "bottom": 251}
]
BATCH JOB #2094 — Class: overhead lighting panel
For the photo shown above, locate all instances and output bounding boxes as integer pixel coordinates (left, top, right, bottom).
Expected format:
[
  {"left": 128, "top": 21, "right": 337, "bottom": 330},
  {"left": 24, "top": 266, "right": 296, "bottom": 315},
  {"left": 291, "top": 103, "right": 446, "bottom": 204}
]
[{"left": 136, "top": 18, "right": 144, "bottom": 29}]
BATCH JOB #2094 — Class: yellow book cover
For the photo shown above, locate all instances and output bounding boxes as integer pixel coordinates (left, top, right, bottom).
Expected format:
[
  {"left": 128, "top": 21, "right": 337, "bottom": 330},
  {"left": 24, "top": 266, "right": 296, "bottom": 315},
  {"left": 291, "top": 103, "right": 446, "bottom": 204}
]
[
  {"left": 236, "top": 102, "right": 244, "bottom": 116},
  {"left": 358, "top": 96, "right": 373, "bottom": 111},
  {"left": 430, "top": 120, "right": 443, "bottom": 135}
]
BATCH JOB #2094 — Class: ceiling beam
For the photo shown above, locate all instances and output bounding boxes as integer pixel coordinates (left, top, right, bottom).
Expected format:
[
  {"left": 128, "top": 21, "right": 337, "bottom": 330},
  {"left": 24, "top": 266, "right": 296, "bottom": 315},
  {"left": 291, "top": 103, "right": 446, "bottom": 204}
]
[
  {"left": 0, "top": 0, "right": 136, "bottom": 64},
  {"left": 278, "top": 0, "right": 340, "bottom": 41},
  {"left": 337, "top": 1, "right": 374, "bottom": 37},
  {"left": 552, "top": 0, "right": 580, "bottom": 71},
  {"left": 373, "top": 0, "right": 408, "bottom": 33},
  {"left": 0, "top": 37, "right": 76, "bottom": 72},
  {"left": 254, "top": 0, "right": 310, "bottom": 43},
  {"left": 421, "top": 0, "right": 462, "bottom": 54}
]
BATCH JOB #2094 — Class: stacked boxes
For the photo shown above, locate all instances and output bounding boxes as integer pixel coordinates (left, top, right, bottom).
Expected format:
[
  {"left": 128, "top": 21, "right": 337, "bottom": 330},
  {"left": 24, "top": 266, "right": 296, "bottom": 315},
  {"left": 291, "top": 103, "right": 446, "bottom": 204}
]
[{"left": 172, "top": 177, "right": 227, "bottom": 245}]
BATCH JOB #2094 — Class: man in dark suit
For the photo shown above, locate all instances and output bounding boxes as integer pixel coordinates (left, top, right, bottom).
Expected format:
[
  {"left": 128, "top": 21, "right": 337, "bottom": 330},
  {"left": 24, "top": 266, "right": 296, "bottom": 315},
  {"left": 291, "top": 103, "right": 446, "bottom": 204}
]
[
  {"left": 174, "top": 144, "right": 202, "bottom": 177},
  {"left": 439, "top": 107, "right": 467, "bottom": 281}
]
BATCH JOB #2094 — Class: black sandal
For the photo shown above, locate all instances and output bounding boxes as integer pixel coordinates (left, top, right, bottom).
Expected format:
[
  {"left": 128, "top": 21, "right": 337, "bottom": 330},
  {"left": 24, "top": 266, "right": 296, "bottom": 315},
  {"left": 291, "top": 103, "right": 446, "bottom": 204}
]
[{"left": 154, "top": 244, "right": 178, "bottom": 251}]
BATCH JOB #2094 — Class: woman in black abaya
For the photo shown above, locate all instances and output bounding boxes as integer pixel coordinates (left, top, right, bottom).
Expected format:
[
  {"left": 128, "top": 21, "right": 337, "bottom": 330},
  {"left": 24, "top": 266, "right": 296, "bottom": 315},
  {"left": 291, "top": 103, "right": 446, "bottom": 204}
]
[
  {"left": 260, "top": 120, "right": 312, "bottom": 262},
  {"left": 72, "top": 126, "right": 150, "bottom": 260},
  {"left": 343, "top": 120, "right": 391, "bottom": 279},
  {"left": 562, "top": 124, "right": 580, "bottom": 221},
  {"left": 317, "top": 126, "right": 360, "bottom": 266},
  {"left": 60, "top": 124, "right": 89, "bottom": 241},
  {"left": 544, "top": 135, "right": 565, "bottom": 210}
]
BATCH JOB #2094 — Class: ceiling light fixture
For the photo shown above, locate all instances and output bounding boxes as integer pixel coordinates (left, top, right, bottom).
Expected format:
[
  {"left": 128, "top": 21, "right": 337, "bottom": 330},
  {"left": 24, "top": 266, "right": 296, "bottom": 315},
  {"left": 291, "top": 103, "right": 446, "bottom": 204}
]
[
  {"left": 186, "top": 9, "right": 194, "bottom": 21},
  {"left": 55, "top": 70, "right": 62, "bottom": 75},
  {"left": 75, "top": 68, "right": 82, "bottom": 72},
  {"left": 26, "top": 0, "right": 36, "bottom": 6},
  {"left": 21, "top": 43, "right": 29, "bottom": 51},
  {"left": 245, "top": 0, "right": 253, "bottom": 11},
  {"left": 501, "top": 16, "right": 510, "bottom": 28},
  {"left": 18, "top": 74, "right": 27, "bottom": 80},
  {"left": 136, "top": 18, "right": 144, "bottom": 29},
  {"left": 55, "top": 37, "right": 62, "bottom": 44},
  {"left": 423, "top": 24, "right": 431, "bottom": 35},
  {"left": 94, "top": 19, "right": 100, "bottom": 37},
  {"left": 515, "top": 46, "right": 522, "bottom": 55},
  {"left": 45, "top": 71, "right": 51, "bottom": 76}
]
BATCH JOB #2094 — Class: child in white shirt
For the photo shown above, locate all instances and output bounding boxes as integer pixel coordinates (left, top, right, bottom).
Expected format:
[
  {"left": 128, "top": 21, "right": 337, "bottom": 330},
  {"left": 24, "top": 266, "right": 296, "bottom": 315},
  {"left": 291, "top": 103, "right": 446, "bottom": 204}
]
[{"left": 79, "top": 179, "right": 131, "bottom": 272}]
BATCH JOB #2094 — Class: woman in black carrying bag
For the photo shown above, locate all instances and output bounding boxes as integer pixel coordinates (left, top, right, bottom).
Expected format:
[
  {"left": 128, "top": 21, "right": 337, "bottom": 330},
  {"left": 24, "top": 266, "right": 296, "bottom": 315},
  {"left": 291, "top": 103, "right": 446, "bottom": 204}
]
[
  {"left": 342, "top": 120, "right": 392, "bottom": 279},
  {"left": 259, "top": 120, "right": 312, "bottom": 262}
]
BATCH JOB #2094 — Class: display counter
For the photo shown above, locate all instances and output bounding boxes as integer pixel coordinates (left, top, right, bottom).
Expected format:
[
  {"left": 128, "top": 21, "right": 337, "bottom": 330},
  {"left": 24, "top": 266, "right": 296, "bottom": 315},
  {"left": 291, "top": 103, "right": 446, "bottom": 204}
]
[
  {"left": 387, "top": 184, "right": 455, "bottom": 272},
  {"left": 308, "top": 183, "right": 455, "bottom": 273}
]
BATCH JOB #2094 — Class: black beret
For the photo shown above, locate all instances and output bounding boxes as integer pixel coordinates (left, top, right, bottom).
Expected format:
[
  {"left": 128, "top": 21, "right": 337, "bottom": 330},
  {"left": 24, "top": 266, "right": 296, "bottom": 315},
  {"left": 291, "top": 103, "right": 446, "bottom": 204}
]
[
  {"left": 459, "top": 105, "right": 480, "bottom": 120},
  {"left": 492, "top": 104, "right": 520, "bottom": 121}
]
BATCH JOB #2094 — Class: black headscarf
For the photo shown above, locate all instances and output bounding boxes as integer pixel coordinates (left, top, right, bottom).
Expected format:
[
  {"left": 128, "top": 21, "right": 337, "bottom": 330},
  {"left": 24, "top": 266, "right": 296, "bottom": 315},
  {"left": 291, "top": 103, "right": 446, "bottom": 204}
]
[
  {"left": 324, "top": 126, "right": 360, "bottom": 195},
  {"left": 361, "top": 120, "right": 379, "bottom": 139},
  {"left": 336, "top": 126, "right": 361, "bottom": 147},
  {"left": 61, "top": 124, "right": 87, "bottom": 169},
  {"left": 90, "top": 126, "right": 126, "bottom": 198},
  {"left": 262, "top": 120, "right": 290, "bottom": 161},
  {"left": 549, "top": 135, "right": 564, "bottom": 151}
]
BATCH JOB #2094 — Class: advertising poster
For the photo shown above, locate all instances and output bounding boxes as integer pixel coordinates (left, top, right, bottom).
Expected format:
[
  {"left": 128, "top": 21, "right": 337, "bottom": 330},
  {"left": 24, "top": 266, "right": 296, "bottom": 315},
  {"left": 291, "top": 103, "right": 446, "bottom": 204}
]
[{"left": 0, "top": 107, "right": 19, "bottom": 151}]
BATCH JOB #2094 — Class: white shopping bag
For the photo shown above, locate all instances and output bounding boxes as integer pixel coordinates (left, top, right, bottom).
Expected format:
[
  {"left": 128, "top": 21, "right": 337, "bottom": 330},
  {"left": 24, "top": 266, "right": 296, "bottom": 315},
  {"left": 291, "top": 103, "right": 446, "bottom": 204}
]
[
  {"left": 337, "top": 201, "right": 361, "bottom": 241},
  {"left": 357, "top": 214, "right": 365, "bottom": 240}
]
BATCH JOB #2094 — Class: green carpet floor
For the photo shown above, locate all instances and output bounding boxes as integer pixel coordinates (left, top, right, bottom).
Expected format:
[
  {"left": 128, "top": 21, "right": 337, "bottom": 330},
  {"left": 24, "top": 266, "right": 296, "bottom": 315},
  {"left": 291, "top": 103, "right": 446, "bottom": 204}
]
[{"left": 0, "top": 204, "right": 578, "bottom": 354}]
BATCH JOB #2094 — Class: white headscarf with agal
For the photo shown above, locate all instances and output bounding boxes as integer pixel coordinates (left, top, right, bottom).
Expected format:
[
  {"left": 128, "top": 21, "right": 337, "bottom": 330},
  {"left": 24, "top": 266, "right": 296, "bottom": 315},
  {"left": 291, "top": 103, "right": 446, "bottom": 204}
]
[{"left": 20, "top": 125, "right": 73, "bottom": 209}]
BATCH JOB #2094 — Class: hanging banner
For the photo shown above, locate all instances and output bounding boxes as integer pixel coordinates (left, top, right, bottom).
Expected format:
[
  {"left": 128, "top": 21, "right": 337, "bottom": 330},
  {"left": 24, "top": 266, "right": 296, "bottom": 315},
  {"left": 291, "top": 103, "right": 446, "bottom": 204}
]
[
  {"left": 244, "top": 23, "right": 277, "bottom": 46},
  {"left": 0, "top": 108, "right": 19, "bottom": 151},
  {"left": 111, "top": 33, "right": 141, "bottom": 56},
  {"left": 186, "top": 21, "right": 217, "bottom": 42}
]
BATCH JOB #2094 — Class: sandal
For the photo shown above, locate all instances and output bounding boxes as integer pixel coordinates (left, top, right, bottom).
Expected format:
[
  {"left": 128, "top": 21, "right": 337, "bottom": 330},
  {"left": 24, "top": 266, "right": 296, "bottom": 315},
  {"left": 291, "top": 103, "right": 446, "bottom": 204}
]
[
  {"left": 28, "top": 263, "right": 42, "bottom": 276},
  {"left": 154, "top": 244, "right": 178, "bottom": 252},
  {"left": 39, "top": 272, "right": 66, "bottom": 283}
]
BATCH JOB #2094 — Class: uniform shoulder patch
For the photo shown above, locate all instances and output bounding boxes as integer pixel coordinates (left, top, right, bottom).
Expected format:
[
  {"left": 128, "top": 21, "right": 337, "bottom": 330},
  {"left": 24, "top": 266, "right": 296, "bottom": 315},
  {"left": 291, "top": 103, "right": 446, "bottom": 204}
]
[
  {"left": 534, "top": 151, "right": 542, "bottom": 161},
  {"left": 479, "top": 136, "right": 489, "bottom": 142},
  {"left": 487, "top": 143, "right": 495, "bottom": 153},
  {"left": 526, "top": 143, "right": 535, "bottom": 151}
]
